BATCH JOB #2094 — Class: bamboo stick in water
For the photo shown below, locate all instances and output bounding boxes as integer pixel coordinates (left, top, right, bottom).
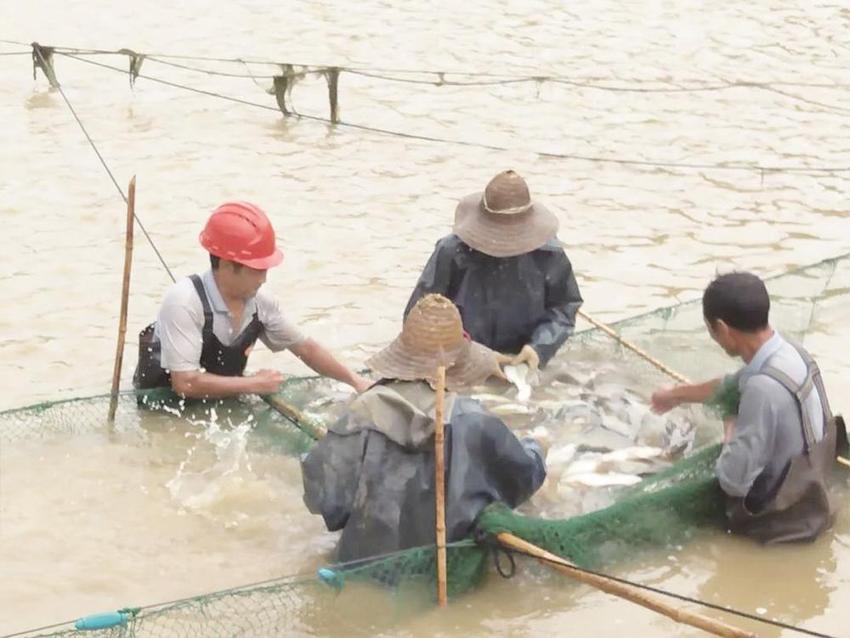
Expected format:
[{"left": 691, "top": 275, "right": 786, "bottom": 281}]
[
  {"left": 578, "top": 309, "right": 691, "bottom": 384},
  {"left": 108, "top": 176, "right": 136, "bottom": 424},
  {"left": 434, "top": 365, "right": 448, "bottom": 607}
]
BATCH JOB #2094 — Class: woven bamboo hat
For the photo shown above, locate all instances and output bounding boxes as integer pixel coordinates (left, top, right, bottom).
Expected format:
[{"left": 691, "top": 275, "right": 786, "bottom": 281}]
[
  {"left": 453, "top": 170, "right": 559, "bottom": 258},
  {"left": 366, "top": 294, "right": 501, "bottom": 389}
]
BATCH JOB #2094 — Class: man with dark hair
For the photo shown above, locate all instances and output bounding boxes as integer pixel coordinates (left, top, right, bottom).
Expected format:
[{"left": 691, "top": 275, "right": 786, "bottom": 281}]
[
  {"left": 134, "top": 201, "right": 370, "bottom": 398},
  {"left": 404, "top": 170, "right": 583, "bottom": 371},
  {"left": 651, "top": 272, "right": 842, "bottom": 543}
]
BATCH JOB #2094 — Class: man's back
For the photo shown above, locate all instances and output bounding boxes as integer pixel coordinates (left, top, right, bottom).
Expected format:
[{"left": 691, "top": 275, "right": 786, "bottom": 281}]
[{"left": 301, "top": 381, "right": 546, "bottom": 562}]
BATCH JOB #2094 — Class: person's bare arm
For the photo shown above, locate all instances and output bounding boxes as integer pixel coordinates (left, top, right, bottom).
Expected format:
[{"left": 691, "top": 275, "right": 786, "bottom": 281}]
[
  {"left": 171, "top": 369, "right": 283, "bottom": 399},
  {"left": 651, "top": 379, "right": 722, "bottom": 414},
  {"left": 290, "top": 338, "right": 371, "bottom": 392}
]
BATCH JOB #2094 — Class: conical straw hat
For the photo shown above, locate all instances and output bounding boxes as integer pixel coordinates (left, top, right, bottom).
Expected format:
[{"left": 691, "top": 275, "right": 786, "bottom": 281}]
[{"left": 366, "top": 294, "right": 501, "bottom": 390}]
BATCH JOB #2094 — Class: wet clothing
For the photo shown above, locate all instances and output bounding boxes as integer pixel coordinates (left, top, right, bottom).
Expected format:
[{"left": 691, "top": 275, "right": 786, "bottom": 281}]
[
  {"left": 133, "top": 270, "right": 305, "bottom": 389},
  {"left": 301, "top": 381, "right": 546, "bottom": 562},
  {"left": 718, "top": 333, "right": 839, "bottom": 543},
  {"left": 404, "top": 235, "right": 582, "bottom": 367}
]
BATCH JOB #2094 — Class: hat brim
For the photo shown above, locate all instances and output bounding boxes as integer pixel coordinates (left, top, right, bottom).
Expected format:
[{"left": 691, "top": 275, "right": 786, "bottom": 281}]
[
  {"left": 367, "top": 337, "right": 501, "bottom": 391},
  {"left": 233, "top": 248, "right": 284, "bottom": 270},
  {"left": 453, "top": 192, "right": 559, "bottom": 258}
]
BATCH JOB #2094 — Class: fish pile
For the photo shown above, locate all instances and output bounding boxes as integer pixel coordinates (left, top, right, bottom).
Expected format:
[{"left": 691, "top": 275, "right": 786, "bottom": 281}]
[
  {"left": 293, "top": 359, "right": 710, "bottom": 516},
  {"left": 474, "top": 362, "right": 708, "bottom": 515}
]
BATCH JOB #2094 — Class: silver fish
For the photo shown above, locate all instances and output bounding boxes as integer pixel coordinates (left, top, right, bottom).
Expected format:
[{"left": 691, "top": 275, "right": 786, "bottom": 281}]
[
  {"left": 563, "top": 455, "right": 604, "bottom": 475},
  {"left": 489, "top": 402, "right": 538, "bottom": 416},
  {"left": 560, "top": 472, "right": 643, "bottom": 487},
  {"left": 593, "top": 446, "right": 670, "bottom": 475},
  {"left": 546, "top": 443, "right": 578, "bottom": 469},
  {"left": 470, "top": 393, "right": 514, "bottom": 405},
  {"left": 554, "top": 445, "right": 668, "bottom": 493},
  {"left": 553, "top": 369, "right": 598, "bottom": 388},
  {"left": 504, "top": 364, "right": 538, "bottom": 402},
  {"left": 600, "top": 445, "right": 666, "bottom": 463},
  {"left": 662, "top": 416, "right": 697, "bottom": 457},
  {"left": 599, "top": 414, "right": 635, "bottom": 439},
  {"left": 550, "top": 380, "right": 585, "bottom": 398}
]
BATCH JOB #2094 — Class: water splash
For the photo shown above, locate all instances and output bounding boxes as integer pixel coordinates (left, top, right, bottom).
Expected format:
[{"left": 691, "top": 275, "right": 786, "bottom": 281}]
[{"left": 166, "top": 406, "right": 256, "bottom": 513}]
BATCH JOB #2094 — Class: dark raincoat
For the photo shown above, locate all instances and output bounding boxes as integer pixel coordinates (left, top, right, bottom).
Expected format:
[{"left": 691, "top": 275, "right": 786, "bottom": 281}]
[
  {"left": 301, "top": 381, "right": 546, "bottom": 562},
  {"left": 404, "top": 235, "right": 582, "bottom": 366}
]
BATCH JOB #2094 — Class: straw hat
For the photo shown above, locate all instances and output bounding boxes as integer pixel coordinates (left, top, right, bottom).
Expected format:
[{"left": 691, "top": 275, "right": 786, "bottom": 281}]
[
  {"left": 453, "top": 170, "right": 559, "bottom": 258},
  {"left": 366, "top": 294, "right": 501, "bottom": 389}
]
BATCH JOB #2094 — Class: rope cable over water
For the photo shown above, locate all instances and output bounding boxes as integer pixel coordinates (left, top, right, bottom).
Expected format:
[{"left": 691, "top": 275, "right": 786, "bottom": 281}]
[
  {"left": 15, "top": 42, "right": 850, "bottom": 91},
  {"left": 54, "top": 52, "right": 850, "bottom": 177},
  {"left": 64, "top": 52, "right": 850, "bottom": 116},
  {"left": 516, "top": 548, "right": 838, "bottom": 638},
  {"left": 31, "top": 46, "right": 176, "bottom": 283}
]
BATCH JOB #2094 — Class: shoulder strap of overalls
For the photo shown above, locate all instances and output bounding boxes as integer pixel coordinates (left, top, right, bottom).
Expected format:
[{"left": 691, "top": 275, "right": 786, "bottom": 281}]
[
  {"left": 787, "top": 341, "right": 833, "bottom": 421},
  {"left": 189, "top": 275, "right": 214, "bottom": 338},
  {"left": 759, "top": 342, "right": 823, "bottom": 453}
]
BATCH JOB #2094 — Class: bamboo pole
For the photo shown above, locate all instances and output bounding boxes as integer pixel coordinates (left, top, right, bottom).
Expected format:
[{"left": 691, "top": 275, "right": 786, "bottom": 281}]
[
  {"left": 497, "top": 532, "right": 756, "bottom": 638},
  {"left": 108, "top": 176, "right": 136, "bottom": 424},
  {"left": 434, "top": 365, "right": 448, "bottom": 607},
  {"left": 262, "top": 394, "right": 328, "bottom": 440},
  {"left": 578, "top": 309, "right": 691, "bottom": 384}
]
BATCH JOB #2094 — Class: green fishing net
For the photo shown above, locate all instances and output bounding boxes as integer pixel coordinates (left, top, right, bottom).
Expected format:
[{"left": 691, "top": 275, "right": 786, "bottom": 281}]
[{"left": 3, "top": 251, "right": 848, "bottom": 637}]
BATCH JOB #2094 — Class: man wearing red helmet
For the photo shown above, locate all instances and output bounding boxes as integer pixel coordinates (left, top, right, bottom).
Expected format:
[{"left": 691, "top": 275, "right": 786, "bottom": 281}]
[{"left": 134, "top": 202, "right": 370, "bottom": 398}]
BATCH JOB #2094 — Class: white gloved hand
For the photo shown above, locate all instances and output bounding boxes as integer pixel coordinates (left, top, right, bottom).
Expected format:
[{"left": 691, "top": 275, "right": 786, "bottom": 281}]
[
  {"left": 490, "top": 351, "right": 512, "bottom": 382},
  {"left": 511, "top": 344, "right": 540, "bottom": 371},
  {"left": 494, "top": 351, "right": 514, "bottom": 366}
]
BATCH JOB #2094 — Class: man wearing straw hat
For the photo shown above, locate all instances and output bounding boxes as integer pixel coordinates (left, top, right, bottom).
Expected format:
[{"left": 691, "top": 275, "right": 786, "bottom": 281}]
[
  {"left": 405, "top": 170, "right": 582, "bottom": 371},
  {"left": 301, "top": 294, "right": 547, "bottom": 562},
  {"left": 134, "top": 201, "right": 370, "bottom": 399}
]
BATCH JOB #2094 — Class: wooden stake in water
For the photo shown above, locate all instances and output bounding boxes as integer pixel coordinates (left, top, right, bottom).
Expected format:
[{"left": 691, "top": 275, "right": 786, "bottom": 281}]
[
  {"left": 108, "top": 176, "right": 136, "bottom": 424},
  {"left": 434, "top": 365, "right": 448, "bottom": 607}
]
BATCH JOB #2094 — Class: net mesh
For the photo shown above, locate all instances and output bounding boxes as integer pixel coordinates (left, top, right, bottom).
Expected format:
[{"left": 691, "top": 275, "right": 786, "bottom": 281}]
[
  {"left": 477, "top": 444, "right": 724, "bottom": 569},
  {"left": 13, "top": 540, "right": 493, "bottom": 638},
  {"left": 3, "top": 251, "right": 848, "bottom": 638},
  {"left": 6, "top": 448, "right": 722, "bottom": 638}
]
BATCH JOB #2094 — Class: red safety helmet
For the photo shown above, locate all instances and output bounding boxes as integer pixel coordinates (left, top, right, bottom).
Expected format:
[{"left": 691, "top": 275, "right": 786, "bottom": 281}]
[{"left": 199, "top": 201, "right": 284, "bottom": 269}]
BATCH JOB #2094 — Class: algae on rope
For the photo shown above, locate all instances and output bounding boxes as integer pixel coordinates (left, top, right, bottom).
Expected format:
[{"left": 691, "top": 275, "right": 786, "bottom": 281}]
[
  {"left": 31, "top": 42, "right": 60, "bottom": 88},
  {"left": 117, "top": 48, "right": 145, "bottom": 88},
  {"left": 324, "top": 67, "right": 341, "bottom": 123},
  {"left": 269, "top": 64, "right": 306, "bottom": 116}
]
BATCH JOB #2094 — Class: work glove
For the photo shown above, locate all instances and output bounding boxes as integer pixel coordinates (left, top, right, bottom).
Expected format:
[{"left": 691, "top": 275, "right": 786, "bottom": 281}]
[
  {"left": 511, "top": 344, "right": 540, "bottom": 371},
  {"left": 484, "top": 351, "right": 511, "bottom": 382}
]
